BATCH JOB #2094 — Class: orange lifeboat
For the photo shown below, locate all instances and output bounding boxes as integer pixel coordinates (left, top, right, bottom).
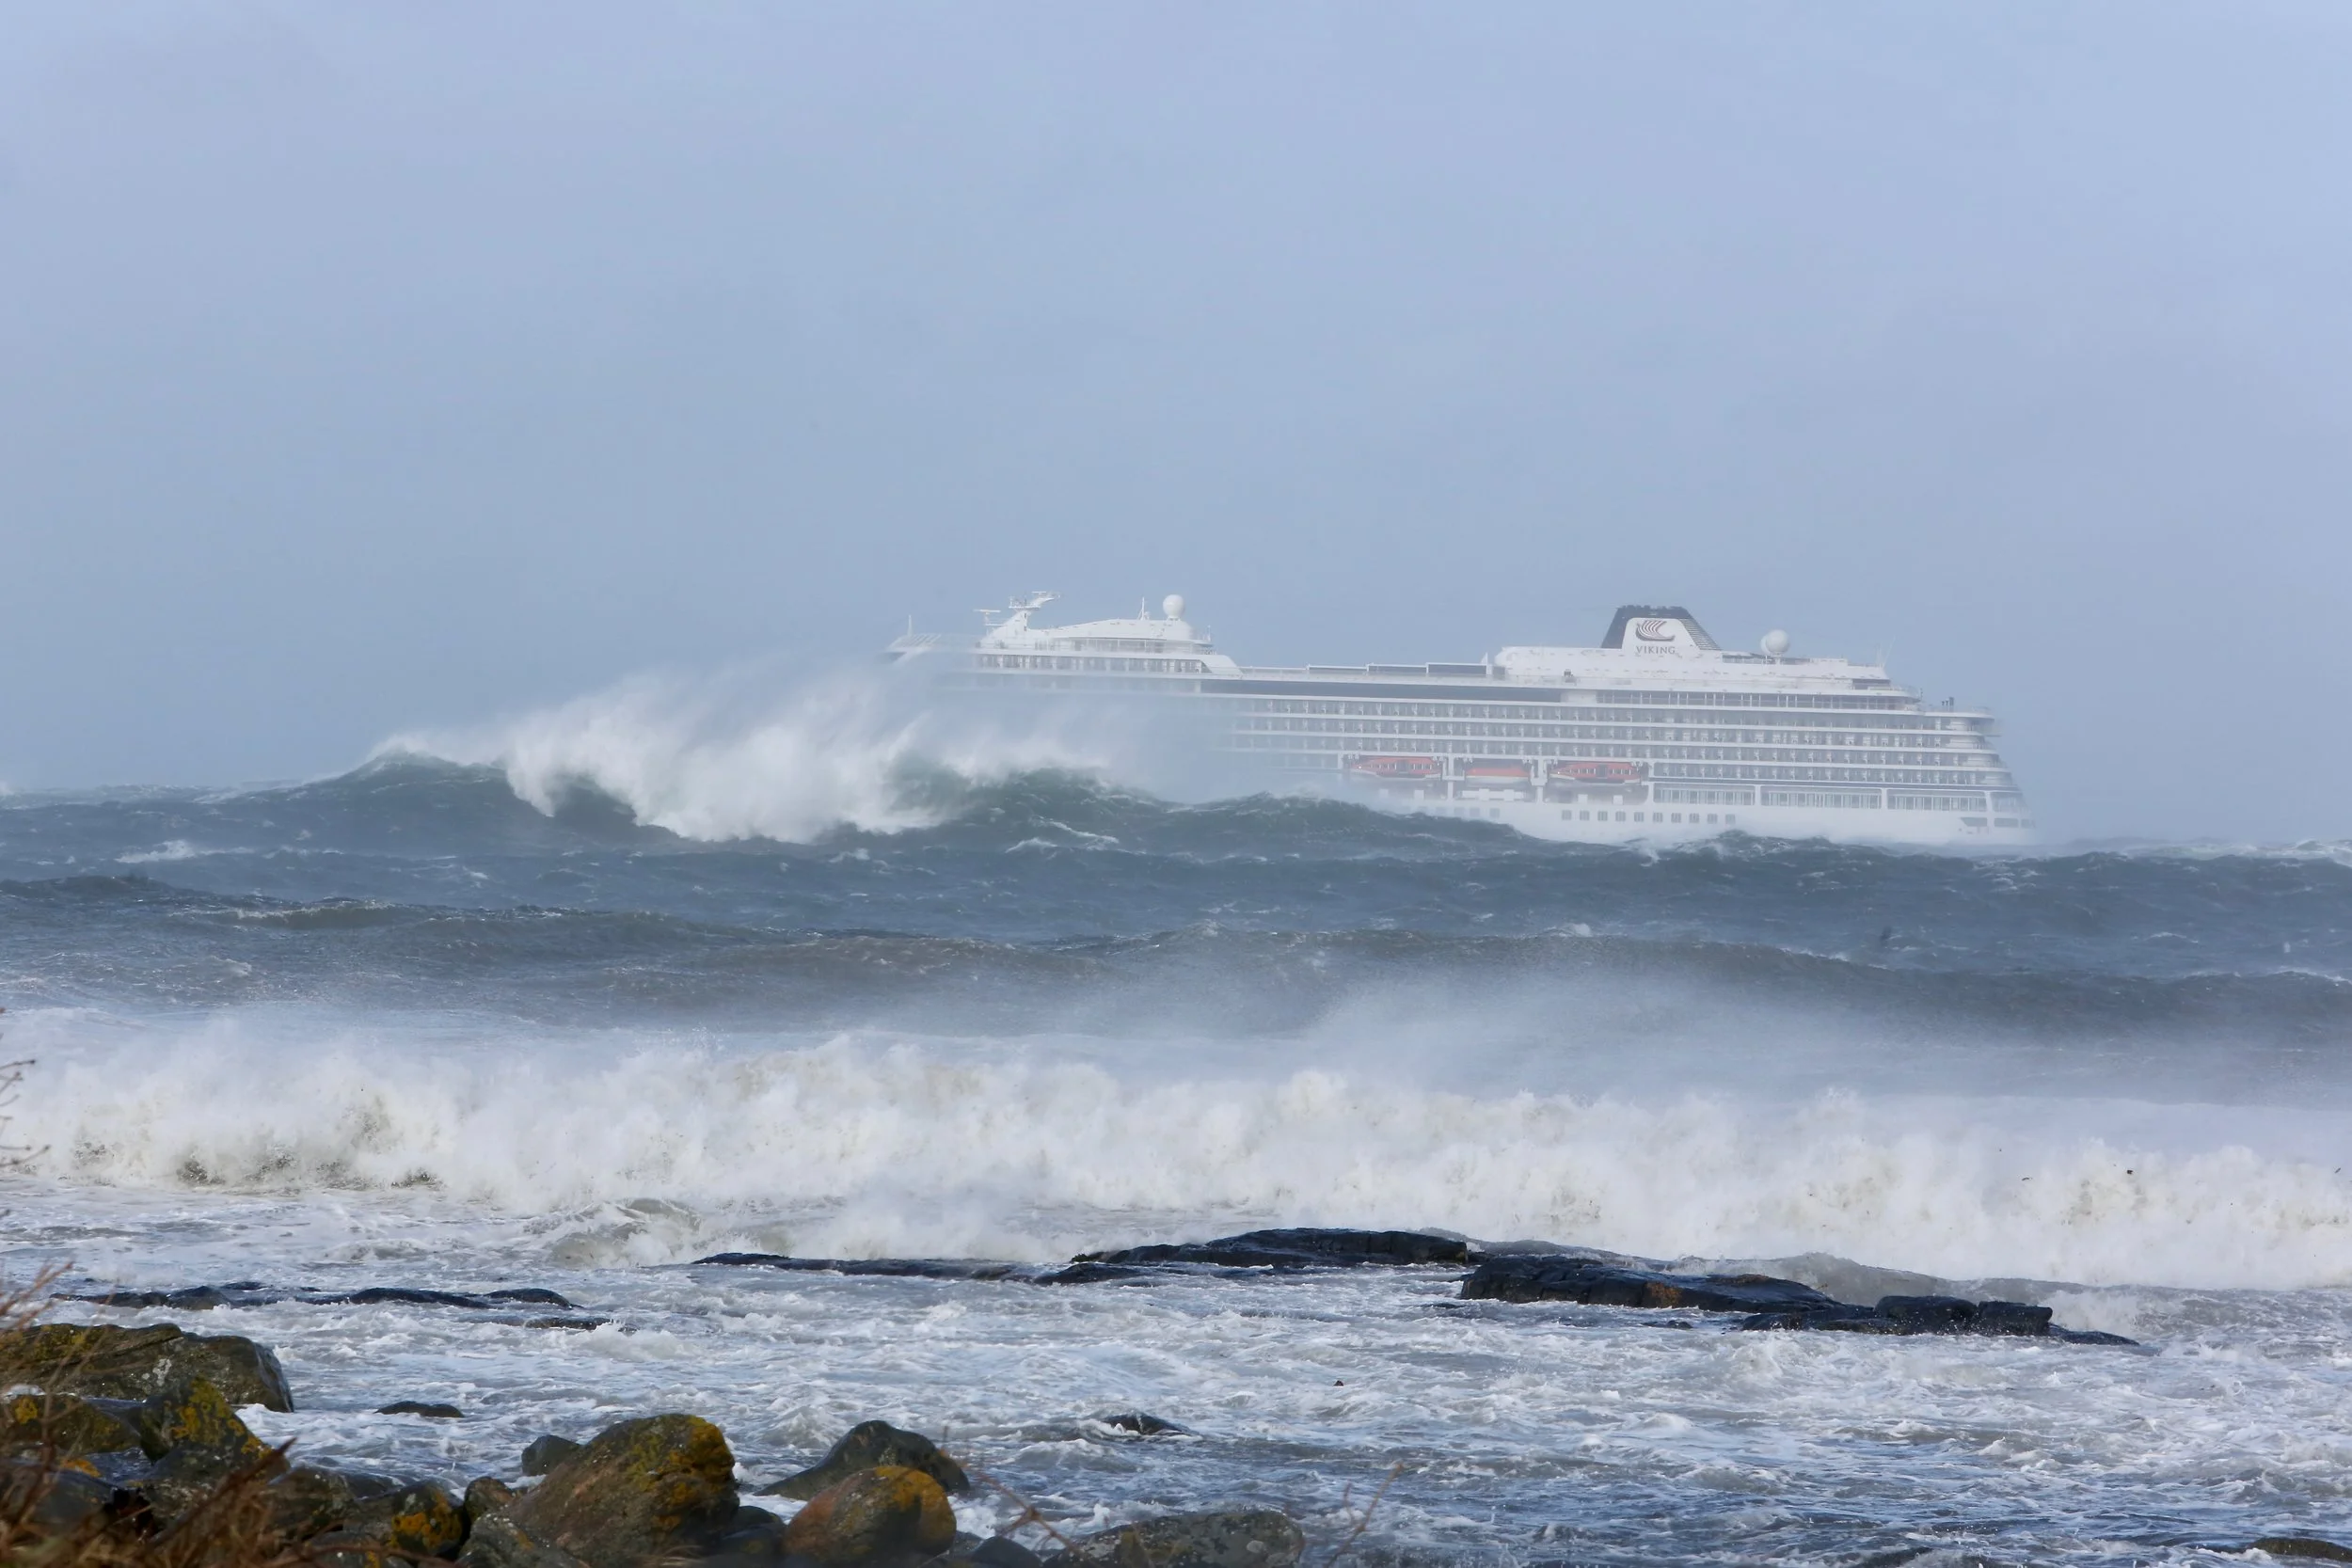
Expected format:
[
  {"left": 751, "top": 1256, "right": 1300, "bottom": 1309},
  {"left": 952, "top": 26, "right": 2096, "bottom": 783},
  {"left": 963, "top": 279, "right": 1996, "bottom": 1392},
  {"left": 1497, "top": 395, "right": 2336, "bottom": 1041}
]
[
  {"left": 1462, "top": 759, "right": 1532, "bottom": 782},
  {"left": 1346, "top": 755, "right": 1442, "bottom": 780}
]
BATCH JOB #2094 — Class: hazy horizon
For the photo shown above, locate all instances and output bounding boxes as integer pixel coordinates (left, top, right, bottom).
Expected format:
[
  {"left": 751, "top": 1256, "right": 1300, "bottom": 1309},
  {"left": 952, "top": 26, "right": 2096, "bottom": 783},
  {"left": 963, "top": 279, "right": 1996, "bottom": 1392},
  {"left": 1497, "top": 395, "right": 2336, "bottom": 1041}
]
[{"left": 7, "top": 4, "right": 2350, "bottom": 843}]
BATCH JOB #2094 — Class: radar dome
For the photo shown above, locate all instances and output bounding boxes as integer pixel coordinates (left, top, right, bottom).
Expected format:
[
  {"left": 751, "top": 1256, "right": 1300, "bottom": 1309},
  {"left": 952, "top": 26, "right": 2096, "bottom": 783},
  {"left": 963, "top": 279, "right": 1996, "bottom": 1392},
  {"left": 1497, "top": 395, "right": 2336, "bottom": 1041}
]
[
  {"left": 1761, "top": 629, "right": 1790, "bottom": 657},
  {"left": 1162, "top": 594, "right": 1185, "bottom": 620}
]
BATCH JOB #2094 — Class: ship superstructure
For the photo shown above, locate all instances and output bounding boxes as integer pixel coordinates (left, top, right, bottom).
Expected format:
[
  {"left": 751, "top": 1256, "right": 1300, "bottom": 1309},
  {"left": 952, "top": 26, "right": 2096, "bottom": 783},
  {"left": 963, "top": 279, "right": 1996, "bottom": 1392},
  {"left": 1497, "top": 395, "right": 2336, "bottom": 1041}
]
[{"left": 888, "top": 594, "right": 2032, "bottom": 846}]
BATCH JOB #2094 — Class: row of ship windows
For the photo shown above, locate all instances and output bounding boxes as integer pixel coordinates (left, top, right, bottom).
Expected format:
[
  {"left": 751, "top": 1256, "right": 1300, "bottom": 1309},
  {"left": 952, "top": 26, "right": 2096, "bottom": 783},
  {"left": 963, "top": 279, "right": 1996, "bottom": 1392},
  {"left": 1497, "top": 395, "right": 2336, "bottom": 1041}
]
[
  {"left": 1243, "top": 701, "right": 1971, "bottom": 730},
  {"left": 1566, "top": 810, "right": 1737, "bottom": 825},
  {"left": 1235, "top": 736, "right": 2002, "bottom": 778},
  {"left": 1596, "top": 691, "right": 1911, "bottom": 710},
  {"left": 1243, "top": 718, "right": 1974, "bottom": 747},
  {"left": 977, "top": 655, "right": 1211, "bottom": 673}
]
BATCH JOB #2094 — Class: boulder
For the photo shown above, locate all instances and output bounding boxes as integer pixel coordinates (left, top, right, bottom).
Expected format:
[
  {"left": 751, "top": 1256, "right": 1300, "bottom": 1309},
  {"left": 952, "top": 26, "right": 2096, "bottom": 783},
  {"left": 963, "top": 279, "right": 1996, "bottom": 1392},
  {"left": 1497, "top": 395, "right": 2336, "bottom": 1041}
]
[
  {"left": 343, "top": 1477, "right": 468, "bottom": 1558},
  {"left": 1085, "top": 1412, "right": 1186, "bottom": 1438},
  {"left": 378, "top": 1399, "right": 466, "bottom": 1419},
  {"left": 782, "top": 1465, "right": 958, "bottom": 1567},
  {"left": 135, "top": 1378, "right": 277, "bottom": 1526},
  {"left": 0, "top": 1455, "right": 117, "bottom": 1536},
  {"left": 970, "top": 1538, "right": 1048, "bottom": 1568},
  {"left": 703, "top": 1502, "right": 789, "bottom": 1560},
  {"left": 1046, "top": 1509, "right": 1305, "bottom": 1568},
  {"left": 493, "top": 1414, "right": 738, "bottom": 1568},
  {"left": 1, "top": 1390, "right": 145, "bottom": 1457},
  {"left": 762, "top": 1419, "right": 970, "bottom": 1500},
  {"left": 465, "top": 1475, "right": 518, "bottom": 1522},
  {"left": 521, "top": 1433, "right": 583, "bottom": 1475},
  {"left": 0, "top": 1322, "right": 294, "bottom": 1411},
  {"left": 458, "top": 1509, "right": 592, "bottom": 1568},
  {"left": 267, "top": 1464, "right": 367, "bottom": 1540},
  {"left": 1461, "top": 1256, "right": 1843, "bottom": 1313},
  {"left": 1740, "top": 1293, "right": 2137, "bottom": 1344}
]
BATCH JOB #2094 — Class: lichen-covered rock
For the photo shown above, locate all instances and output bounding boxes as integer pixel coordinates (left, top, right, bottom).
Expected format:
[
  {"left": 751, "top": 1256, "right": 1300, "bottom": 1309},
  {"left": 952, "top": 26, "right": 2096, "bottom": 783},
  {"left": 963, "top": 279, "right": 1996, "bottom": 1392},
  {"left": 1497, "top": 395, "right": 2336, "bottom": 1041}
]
[
  {"left": 0, "top": 1455, "right": 117, "bottom": 1535},
  {"left": 457, "top": 1509, "right": 592, "bottom": 1568},
  {"left": 1047, "top": 1510, "right": 1306, "bottom": 1568},
  {"left": 344, "top": 1478, "right": 468, "bottom": 1558},
  {"left": 520, "top": 1433, "right": 582, "bottom": 1475},
  {"left": 762, "top": 1419, "right": 970, "bottom": 1500},
  {"left": 135, "top": 1376, "right": 278, "bottom": 1525},
  {"left": 783, "top": 1465, "right": 958, "bottom": 1567},
  {"left": 267, "top": 1464, "right": 365, "bottom": 1539},
  {"left": 0, "top": 1322, "right": 294, "bottom": 1411},
  {"left": 494, "top": 1413, "right": 737, "bottom": 1568},
  {"left": 1, "top": 1390, "right": 145, "bottom": 1456},
  {"left": 465, "top": 1474, "right": 518, "bottom": 1523}
]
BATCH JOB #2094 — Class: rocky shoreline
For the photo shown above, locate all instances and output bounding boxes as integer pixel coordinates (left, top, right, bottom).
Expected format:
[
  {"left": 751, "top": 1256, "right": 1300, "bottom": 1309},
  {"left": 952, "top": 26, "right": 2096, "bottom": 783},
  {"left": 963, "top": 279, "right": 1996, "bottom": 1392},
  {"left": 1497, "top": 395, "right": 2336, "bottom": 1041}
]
[{"left": 11, "top": 1226, "right": 2311, "bottom": 1568}]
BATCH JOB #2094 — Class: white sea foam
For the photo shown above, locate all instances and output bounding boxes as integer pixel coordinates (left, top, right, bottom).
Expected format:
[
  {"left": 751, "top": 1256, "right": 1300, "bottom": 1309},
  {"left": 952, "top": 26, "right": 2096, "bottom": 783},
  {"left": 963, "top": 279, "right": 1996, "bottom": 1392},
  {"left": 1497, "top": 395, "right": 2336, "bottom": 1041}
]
[
  {"left": 377, "top": 662, "right": 1116, "bottom": 842},
  {"left": 16, "top": 1009, "right": 2352, "bottom": 1291}
]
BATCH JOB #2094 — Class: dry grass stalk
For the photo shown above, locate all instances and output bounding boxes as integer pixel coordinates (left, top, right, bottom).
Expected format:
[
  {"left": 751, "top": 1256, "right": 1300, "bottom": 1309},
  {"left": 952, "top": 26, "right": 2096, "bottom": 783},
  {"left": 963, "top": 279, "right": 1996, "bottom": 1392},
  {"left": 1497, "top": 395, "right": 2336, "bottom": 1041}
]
[{"left": 0, "top": 1265, "right": 320, "bottom": 1567}]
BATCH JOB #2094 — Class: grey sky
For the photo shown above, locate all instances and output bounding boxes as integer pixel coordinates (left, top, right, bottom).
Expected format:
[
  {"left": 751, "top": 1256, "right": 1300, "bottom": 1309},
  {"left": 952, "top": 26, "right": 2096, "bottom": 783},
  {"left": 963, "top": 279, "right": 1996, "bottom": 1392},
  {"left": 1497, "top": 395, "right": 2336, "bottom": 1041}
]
[{"left": 4, "top": 3, "right": 2348, "bottom": 841}]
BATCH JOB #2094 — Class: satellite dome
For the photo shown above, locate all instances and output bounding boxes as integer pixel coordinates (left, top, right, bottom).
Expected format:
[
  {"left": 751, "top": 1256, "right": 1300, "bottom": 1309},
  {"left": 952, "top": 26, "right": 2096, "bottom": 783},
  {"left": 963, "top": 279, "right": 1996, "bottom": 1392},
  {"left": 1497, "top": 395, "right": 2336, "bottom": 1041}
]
[
  {"left": 1162, "top": 594, "right": 1185, "bottom": 620},
  {"left": 1761, "top": 628, "right": 1790, "bottom": 657}
]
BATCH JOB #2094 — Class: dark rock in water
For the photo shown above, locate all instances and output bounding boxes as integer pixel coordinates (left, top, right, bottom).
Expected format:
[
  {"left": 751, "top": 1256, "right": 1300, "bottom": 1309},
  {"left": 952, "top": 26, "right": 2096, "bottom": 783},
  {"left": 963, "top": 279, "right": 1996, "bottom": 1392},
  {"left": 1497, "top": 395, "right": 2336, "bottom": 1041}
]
[
  {"left": 762, "top": 1418, "right": 971, "bottom": 1500},
  {"left": 1740, "top": 1292, "right": 2136, "bottom": 1344},
  {"left": 521, "top": 1433, "right": 584, "bottom": 1475},
  {"left": 464, "top": 1474, "right": 518, "bottom": 1522},
  {"left": 691, "top": 1252, "right": 1024, "bottom": 1282},
  {"left": 0, "top": 1322, "right": 295, "bottom": 1411},
  {"left": 2, "top": 1390, "right": 145, "bottom": 1456},
  {"left": 1073, "top": 1227, "right": 1474, "bottom": 1271},
  {"left": 783, "top": 1465, "right": 958, "bottom": 1566},
  {"left": 486, "top": 1287, "right": 576, "bottom": 1307},
  {"left": 971, "top": 1536, "right": 1049, "bottom": 1568},
  {"left": 268, "top": 1463, "right": 369, "bottom": 1539},
  {"left": 1461, "top": 1255, "right": 1845, "bottom": 1313},
  {"left": 458, "top": 1509, "right": 593, "bottom": 1568},
  {"left": 63, "top": 1284, "right": 271, "bottom": 1311},
  {"left": 494, "top": 1413, "right": 738, "bottom": 1568},
  {"left": 1046, "top": 1509, "right": 1307, "bottom": 1568},
  {"left": 377, "top": 1399, "right": 465, "bottom": 1419},
  {"left": 343, "top": 1477, "right": 468, "bottom": 1558},
  {"left": 1087, "top": 1411, "right": 1188, "bottom": 1437},
  {"left": 2248, "top": 1538, "right": 2352, "bottom": 1561},
  {"left": 1032, "top": 1262, "right": 1154, "bottom": 1287},
  {"left": 0, "top": 1455, "right": 118, "bottom": 1535}
]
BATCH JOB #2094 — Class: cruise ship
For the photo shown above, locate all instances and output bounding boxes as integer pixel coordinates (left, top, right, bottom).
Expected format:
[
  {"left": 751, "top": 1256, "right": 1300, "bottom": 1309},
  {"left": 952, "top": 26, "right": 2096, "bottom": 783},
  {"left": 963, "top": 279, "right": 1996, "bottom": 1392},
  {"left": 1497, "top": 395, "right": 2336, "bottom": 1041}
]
[{"left": 888, "top": 594, "right": 2033, "bottom": 847}]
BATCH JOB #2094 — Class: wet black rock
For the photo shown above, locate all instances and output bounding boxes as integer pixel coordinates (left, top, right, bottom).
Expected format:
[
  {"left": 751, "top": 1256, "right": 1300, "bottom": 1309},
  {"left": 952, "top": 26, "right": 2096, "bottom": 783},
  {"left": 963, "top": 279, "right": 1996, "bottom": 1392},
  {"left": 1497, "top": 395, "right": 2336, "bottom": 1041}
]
[
  {"left": 691, "top": 1253, "right": 1025, "bottom": 1281},
  {"left": 67, "top": 1280, "right": 581, "bottom": 1314},
  {"left": 1087, "top": 1411, "right": 1188, "bottom": 1437},
  {"left": 2247, "top": 1538, "right": 2352, "bottom": 1561},
  {"left": 1070, "top": 1228, "right": 1474, "bottom": 1271},
  {"left": 0, "top": 1456, "right": 117, "bottom": 1534},
  {"left": 1046, "top": 1509, "right": 1306, "bottom": 1568},
  {"left": 760, "top": 1418, "right": 971, "bottom": 1501},
  {"left": 521, "top": 1433, "right": 583, "bottom": 1475},
  {"left": 1, "top": 1322, "right": 295, "bottom": 1411},
  {"left": 1461, "top": 1255, "right": 1845, "bottom": 1313},
  {"left": 970, "top": 1536, "right": 1048, "bottom": 1568},
  {"left": 1740, "top": 1292, "right": 2137, "bottom": 1344},
  {"left": 377, "top": 1400, "right": 465, "bottom": 1419}
]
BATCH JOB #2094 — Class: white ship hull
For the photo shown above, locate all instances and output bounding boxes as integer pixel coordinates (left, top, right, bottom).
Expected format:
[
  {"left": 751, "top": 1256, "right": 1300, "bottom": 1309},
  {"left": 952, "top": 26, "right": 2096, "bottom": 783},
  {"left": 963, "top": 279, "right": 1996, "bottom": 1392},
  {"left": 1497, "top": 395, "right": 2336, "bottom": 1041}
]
[{"left": 894, "top": 595, "right": 2038, "bottom": 849}]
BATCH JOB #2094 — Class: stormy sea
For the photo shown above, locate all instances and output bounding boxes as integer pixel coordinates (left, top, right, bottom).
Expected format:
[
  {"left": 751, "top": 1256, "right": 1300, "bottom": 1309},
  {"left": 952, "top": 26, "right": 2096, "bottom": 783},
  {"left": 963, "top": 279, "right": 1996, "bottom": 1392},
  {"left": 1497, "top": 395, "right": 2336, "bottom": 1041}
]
[{"left": 6, "top": 713, "right": 2351, "bottom": 1564}]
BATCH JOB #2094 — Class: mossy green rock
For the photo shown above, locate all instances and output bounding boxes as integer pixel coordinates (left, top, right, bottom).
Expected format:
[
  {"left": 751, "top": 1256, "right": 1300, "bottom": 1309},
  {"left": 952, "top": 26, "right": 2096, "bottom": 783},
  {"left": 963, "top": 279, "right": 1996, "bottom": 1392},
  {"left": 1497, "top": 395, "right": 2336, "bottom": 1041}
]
[
  {"left": 1, "top": 1390, "right": 144, "bottom": 1456},
  {"left": 135, "top": 1377, "right": 278, "bottom": 1525},
  {"left": 784, "top": 1465, "right": 958, "bottom": 1567},
  {"left": 0, "top": 1322, "right": 294, "bottom": 1411},
  {"left": 492, "top": 1413, "right": 737, "bottom": 1568},
  {"left": 345, "top": 1478, "right": 468, "bottom": 1558}
]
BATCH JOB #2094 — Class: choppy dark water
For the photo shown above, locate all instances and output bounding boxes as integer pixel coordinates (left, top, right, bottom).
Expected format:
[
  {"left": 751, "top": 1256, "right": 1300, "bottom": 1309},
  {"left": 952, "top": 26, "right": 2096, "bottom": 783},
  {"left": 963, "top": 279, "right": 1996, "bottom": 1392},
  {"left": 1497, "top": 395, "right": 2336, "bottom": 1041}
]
[{"left": 5, "top": 756, "right": 2351, "bottom": 1564}]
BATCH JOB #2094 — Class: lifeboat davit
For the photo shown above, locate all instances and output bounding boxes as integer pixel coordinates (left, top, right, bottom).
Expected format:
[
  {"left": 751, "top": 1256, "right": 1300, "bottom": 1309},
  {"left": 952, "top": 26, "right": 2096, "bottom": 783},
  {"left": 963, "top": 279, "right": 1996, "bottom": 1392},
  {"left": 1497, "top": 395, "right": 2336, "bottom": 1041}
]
[
  {"left": 1551, "top": 759, "right": 1646, "bottom": 784},
  {"left": 1346, "top": 755, "right": 1442, "bottom": 780}
]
